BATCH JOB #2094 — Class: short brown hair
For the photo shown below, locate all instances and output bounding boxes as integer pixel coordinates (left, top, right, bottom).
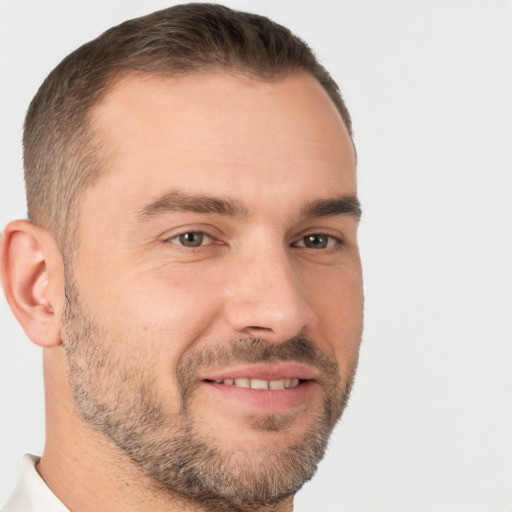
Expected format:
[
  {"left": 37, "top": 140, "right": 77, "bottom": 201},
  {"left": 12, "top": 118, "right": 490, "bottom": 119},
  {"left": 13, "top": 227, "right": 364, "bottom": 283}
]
[{"left": 23, "top": 3, "right": 353, "bottom": 255}]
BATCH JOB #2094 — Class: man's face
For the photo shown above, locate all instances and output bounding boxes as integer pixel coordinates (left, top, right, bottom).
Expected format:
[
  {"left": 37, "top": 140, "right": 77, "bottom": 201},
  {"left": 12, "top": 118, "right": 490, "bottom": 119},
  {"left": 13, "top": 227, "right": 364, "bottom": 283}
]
[{"left": 63, "top": 72, "right": 363, "bottom": 508}]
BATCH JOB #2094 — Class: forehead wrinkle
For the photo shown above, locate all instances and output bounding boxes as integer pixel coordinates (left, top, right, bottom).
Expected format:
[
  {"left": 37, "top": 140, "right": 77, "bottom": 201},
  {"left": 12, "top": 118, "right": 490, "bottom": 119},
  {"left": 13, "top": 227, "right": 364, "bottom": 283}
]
[{"left": 137, "top": 191, "right": 250, "bottom": 221}]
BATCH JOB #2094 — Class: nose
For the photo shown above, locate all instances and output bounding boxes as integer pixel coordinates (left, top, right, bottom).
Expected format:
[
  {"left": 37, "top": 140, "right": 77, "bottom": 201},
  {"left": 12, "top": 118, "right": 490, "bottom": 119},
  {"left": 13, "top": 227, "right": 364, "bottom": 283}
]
[{"left": 224, "top": 244, "right": 316, "bottom": 342}]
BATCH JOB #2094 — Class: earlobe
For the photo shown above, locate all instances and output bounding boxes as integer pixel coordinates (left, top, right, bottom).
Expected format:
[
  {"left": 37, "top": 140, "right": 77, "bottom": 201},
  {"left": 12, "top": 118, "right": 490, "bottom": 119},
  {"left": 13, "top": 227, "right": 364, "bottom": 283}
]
[{"left": 0, "top": 220, "right": 65, "bottom": 347}]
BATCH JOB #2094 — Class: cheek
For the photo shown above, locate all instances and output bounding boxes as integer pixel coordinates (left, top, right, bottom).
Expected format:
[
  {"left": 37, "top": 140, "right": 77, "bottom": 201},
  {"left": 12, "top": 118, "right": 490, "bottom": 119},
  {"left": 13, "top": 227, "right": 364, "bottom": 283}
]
[
  {"left": 73, "top": 261, "right": 227, "bottom": 407},
  {"left": 303, "top": 264, "right": 363, "bottom": 364},
  {"left": 95, "top": 265, "right": 226, "bottom": 355}
]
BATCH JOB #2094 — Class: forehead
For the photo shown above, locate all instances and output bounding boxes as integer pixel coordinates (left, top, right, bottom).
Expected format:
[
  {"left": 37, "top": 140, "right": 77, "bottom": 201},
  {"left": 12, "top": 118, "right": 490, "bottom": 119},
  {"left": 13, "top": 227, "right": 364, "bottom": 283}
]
[{"left": 86, "top": 71, "right": 356, "bottom": 216}]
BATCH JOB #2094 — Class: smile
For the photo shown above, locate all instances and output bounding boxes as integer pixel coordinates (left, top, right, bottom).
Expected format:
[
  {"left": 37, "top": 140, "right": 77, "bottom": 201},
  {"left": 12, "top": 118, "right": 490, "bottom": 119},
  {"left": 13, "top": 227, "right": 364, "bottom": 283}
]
[
  {"left": 209, "top": 378, "right": 301, "bottom": 389},
  {"left": 199, "top": 363, "right": 320, "bottom": 412}
]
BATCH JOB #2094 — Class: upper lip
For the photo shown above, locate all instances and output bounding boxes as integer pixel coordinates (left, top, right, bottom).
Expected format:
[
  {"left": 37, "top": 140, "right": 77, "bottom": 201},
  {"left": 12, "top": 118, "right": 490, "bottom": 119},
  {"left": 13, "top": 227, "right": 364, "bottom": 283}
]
[{"left": 199, "top": 362, "right": 320, "bottom": 382}]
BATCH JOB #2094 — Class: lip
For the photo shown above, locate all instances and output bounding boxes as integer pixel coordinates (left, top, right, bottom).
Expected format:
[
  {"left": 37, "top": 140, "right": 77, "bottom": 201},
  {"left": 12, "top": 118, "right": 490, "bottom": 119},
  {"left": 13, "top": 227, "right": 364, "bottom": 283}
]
[
  {"left": 202, "top": 380, "right": 318, "bottom": 412},
  {"left": 199, "top": 362, "right": 320, "bottom": 382},
  {"left": 199, "top": 362, "right": 321, "bottom": 413}
]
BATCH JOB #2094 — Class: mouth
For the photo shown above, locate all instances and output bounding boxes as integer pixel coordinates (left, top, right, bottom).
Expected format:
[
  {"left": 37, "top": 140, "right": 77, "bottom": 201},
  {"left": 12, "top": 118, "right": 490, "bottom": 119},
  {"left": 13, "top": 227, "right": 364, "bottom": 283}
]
[
  {"left": 199, "top": 363, "right": 320, "bottom": 412},
  {"left": 204, "top": 377, "right": 303, "bottom": 390}
]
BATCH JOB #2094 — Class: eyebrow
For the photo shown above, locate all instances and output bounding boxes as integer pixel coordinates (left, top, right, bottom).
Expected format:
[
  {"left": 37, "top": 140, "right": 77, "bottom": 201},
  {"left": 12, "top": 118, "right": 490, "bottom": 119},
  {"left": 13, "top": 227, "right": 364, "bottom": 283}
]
[
  {"left": 138, "top": 192, "right": 249, "bottom": 220},
  {"left": 138, "top": 191, "right": 361, "bottom": 222},
  {"left": 301, "top": 196, "right": 362, "bottom": 220}
]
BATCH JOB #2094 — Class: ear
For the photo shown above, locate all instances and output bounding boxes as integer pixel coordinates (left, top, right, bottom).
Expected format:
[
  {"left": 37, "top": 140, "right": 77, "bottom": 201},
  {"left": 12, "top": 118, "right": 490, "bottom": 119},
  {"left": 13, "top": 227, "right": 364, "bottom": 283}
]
[{"left": 1, "top": 220, "right": 65, "bottom": 347}]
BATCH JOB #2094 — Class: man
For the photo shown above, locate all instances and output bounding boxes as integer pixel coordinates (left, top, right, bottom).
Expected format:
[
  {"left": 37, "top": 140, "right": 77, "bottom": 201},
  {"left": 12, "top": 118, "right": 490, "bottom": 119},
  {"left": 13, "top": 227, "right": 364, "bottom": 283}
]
[{"left": 0, "top": 3, "right": 363, "bottom": 511}]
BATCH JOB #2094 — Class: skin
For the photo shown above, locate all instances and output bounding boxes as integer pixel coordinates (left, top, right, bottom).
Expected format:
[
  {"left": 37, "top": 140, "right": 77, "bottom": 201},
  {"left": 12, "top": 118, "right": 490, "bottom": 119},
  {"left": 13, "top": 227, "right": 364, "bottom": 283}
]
[{"left": 1, "top": 71, "right": 363, "bottom": 511}]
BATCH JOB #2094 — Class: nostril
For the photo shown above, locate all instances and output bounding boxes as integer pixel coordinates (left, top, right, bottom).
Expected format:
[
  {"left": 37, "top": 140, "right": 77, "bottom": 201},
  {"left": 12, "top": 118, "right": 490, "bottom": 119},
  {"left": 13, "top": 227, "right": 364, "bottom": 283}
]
[
  {"left": 226, "top": 290, "right": 315, "bottom": 344},
  {"left": 242, "top": 326, "right": 274, "bottom": 337}
]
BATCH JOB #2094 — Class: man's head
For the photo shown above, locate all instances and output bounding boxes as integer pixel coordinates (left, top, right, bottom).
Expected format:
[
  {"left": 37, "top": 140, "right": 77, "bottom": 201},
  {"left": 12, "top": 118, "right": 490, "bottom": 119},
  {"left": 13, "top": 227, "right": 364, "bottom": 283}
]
[{"left": 1, "top": 4, "right": 362, "bottom": 511}]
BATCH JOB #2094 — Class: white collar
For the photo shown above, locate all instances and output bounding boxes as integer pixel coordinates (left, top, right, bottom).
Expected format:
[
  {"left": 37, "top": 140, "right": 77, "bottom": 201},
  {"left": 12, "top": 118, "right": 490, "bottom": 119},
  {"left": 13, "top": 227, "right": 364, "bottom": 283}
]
[{"left": 3, "top": 454, "right": 69, "bottom": 512}]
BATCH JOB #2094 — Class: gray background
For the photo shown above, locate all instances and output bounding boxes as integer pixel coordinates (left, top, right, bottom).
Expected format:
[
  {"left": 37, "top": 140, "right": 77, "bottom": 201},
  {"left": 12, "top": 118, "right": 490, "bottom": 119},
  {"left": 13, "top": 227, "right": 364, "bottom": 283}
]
[{"left": 1, "top": 1, "right": 511, "bottom": 511}]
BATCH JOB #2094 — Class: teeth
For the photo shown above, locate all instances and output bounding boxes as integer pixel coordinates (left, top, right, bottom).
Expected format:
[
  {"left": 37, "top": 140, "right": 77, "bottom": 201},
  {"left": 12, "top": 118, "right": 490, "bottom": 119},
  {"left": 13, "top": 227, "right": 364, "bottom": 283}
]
[
  {"left": 269, "top": 379, "right": 285, "bottom": 390},
  {"left": 251, "top": 379, "right": 269, "bottom": 389},
  {"left": 219, "top": 378, "right": 301, "bottom": 389}
]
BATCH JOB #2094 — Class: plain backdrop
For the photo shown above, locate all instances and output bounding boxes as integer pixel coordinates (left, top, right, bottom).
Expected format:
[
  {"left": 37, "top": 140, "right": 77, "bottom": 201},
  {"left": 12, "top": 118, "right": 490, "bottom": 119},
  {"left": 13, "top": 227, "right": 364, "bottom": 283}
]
[{"left": 1, "top": 1, "right": 511, "bottom": 511}]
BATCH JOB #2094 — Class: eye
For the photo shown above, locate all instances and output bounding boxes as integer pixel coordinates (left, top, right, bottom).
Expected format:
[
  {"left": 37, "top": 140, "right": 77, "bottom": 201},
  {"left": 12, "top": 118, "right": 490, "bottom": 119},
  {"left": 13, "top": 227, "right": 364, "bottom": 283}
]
[
  {"left": 294, "top": 234, "right": 340, "bottom": 249},
  {"left": 168, "top": 231, "right": 212, "bottom": 247}
]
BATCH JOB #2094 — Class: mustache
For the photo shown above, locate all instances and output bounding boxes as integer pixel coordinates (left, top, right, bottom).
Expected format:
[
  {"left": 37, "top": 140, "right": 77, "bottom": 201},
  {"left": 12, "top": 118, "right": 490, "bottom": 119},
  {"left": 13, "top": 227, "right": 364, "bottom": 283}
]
[{"left": 176, "top": 335, "right": 341, "bottom": 401}]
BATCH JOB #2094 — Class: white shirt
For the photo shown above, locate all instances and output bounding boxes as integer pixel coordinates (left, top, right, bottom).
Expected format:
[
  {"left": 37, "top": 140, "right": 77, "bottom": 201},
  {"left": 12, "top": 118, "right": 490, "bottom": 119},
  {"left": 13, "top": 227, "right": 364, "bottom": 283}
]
[{"left": 2, "top": 455, "right": 69, "bottom": 512}]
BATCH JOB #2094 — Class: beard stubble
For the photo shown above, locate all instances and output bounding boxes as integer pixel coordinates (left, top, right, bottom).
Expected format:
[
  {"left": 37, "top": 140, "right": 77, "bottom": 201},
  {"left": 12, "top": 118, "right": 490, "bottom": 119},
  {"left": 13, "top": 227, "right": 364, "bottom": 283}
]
[{"left": 60, "top": 278, "right": 357, "bottom": 512}]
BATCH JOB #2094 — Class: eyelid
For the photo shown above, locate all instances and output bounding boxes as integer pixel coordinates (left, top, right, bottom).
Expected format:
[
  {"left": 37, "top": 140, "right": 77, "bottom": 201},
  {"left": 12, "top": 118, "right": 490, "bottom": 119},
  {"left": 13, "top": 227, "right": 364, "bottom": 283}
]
[
  {"left": 292, "top": 224, "right": 345, "bottom": 244},
  {"left": 293, "top": 233, "right": 342, "bottom": 248},
  {"left": 160, "top": 222, "right": 220, "bottom": 238},
  {"left": 160, "top": 224, "right": 223, "bottom": 247},
  {"left": 167, "top": 231, "right": 213, "bottom": 246}
]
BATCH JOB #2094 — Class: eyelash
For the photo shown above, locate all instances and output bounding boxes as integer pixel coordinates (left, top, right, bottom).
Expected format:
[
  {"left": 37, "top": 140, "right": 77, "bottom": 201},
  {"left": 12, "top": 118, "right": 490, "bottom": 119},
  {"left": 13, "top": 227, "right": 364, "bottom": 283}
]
[
  {"left": 293, "top": 233, "right": 342, "bottom": 249},
  {"left": 167, "top": 231, "right": 214, "bottom": 248},
  {"left": 167, "top": 231, "right": 342, "bottom": 250}
]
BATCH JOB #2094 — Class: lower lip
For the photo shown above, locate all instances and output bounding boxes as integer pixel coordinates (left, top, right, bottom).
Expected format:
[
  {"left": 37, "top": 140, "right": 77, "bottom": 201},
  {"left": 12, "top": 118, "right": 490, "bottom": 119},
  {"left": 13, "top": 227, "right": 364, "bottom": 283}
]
[{"left": 203, "top": 380, "right": 318, "bottom": 412}]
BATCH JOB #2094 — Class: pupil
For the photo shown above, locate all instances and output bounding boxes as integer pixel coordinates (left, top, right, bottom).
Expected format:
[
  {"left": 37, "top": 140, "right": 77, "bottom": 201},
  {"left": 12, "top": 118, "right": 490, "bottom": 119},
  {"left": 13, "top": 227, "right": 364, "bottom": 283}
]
[
  {"left": 305, "top": 234, "right": 327, "bottom": 248},
  {"left": 179, "top": 232, "right": 203, "bottom": 247}
]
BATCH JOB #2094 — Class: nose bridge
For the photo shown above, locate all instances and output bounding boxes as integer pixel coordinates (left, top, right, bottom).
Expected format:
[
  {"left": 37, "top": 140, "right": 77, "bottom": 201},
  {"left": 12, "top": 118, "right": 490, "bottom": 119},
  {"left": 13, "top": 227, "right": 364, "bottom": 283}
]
[{"left": 225, "top": 240, "right": 316, "bottom": 341}]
